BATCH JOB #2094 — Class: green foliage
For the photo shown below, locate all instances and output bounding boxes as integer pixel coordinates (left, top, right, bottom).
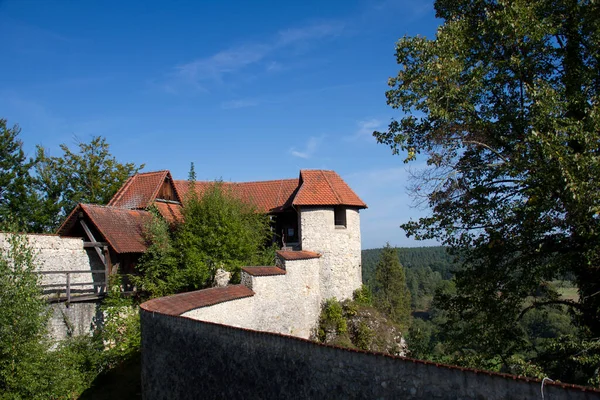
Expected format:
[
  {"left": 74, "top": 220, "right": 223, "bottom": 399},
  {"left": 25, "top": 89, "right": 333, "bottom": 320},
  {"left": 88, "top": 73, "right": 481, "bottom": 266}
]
[
  {"left": 131, "top": 209, "right": 181, "bottom": 298},
  {"left": 0, "top": 120, "right": 37, "bottom": 231},
  {"left": 373, "top": 243, "right": 411, "bottom": 328},
  {"left": 175, "top": 180, "right": 273, "bottom": 290},
  {"left": 353, "top": 322, "right": 374, "bottom": 351},
  {"left": 317, "top": 297, "right": 406, "bottom": 355},
  {"left": 352, "top": 285, "right": 373, "bottom": 306},
  {"left": 0, "top": 230, "right": 49, "bottom": 397},
  {"left": 100, "top": 277, "right": 141, "bottom": 369},
  {"left": 375, "top": 0, "right": 600, "bottom": 385},
  {"left": 362, "top": 246, "right": 456, "bottom": 284},
  {"left": 318, "top": 298, "right": 347, "bottom": 341},
  {"left": 33, "top": 137, "right": 143, "bottom": 232},
  {"left": 134, "top": 174, "right": 275, "bottom": 297}
]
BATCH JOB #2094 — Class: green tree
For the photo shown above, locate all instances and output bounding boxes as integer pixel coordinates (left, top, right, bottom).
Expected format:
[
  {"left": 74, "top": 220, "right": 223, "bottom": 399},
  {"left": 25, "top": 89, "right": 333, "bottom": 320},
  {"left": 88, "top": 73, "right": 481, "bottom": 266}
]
[
  {"left": 373, "top": 243, "right": 411, "bottom": 328},
  {"left": 34, "top": 136, "right": 144, "bottom": 231},
  {"left": 0, "top": 231, "right": 49, "bottom": 397},
  {"left": 175, "top": 180, "right": 273, "bottom": 289},
  {"left": 375, "top": 0, "right": 600, "bottom": 380},
  {"left": 131, "top": 208, "right": 181, "bottom": 298},
  {"left": 0, "top": 120, "right": 36, "bottom": 231}
]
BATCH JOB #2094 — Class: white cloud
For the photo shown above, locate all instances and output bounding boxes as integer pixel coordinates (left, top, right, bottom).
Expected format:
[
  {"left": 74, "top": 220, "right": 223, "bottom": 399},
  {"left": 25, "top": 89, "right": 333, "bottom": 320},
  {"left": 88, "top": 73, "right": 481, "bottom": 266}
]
[
  {"left": 163, "top": 21, "right": 344, "bottom": 93},
  {"left": 345, "top": 118, "right": 382, "bottom": 141},
  {"left": 290, "top": 136, "right": 323, "bottom": 159}
]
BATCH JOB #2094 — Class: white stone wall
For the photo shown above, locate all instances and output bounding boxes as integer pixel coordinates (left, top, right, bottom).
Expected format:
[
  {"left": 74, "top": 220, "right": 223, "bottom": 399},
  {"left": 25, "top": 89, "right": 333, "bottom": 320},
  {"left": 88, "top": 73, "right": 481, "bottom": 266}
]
[
  {"left": 0, "top": 233, "right": 100, "bottom": 291},
  {"left": 182, "top": 297, "right": 255, "bottom": 329},
  {"left": 48, "top": 302, "right": 100, "bottom": 342},
  {"left": 0, "top": 233, "right": 102, "bottom": 341},
  {"left": 299, "top": 207, "right": 362, "bottom": 301},
  {"left": 183, "top": 257, "right": 321, "bottom": 339},
  {"left": 252, "top": 258, "right": 321, "bottom": 338}
]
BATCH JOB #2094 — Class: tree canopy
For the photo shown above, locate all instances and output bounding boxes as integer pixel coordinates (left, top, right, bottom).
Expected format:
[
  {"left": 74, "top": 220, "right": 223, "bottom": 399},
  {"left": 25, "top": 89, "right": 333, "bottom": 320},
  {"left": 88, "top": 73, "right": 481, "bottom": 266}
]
[
  {"left": 375, "top": 0, "right": 600, "bottom": 378},
  {"left": 0, "top": 120, "right": 36, "bottom": 229},
  {"left": 33, "top": 136, "right": 143, "bottom": 232},
  {"left": 0, "top": 126, "right": 143, "bottom": 233}
]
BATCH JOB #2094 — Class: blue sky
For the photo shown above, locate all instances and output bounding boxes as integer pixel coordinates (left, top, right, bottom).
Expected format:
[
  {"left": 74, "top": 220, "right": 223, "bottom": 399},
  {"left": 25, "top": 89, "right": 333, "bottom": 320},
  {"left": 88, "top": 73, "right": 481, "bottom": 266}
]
[{"left": 0, "top": 0, "right": 441, "bottom": 249}]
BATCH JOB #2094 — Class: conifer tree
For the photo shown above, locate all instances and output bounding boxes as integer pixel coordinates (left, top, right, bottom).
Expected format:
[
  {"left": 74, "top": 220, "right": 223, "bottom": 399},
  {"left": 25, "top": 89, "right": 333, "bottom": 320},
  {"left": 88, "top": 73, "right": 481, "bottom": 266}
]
[{"left": 373, "top": 243, "right": 411, "bottom": 329}]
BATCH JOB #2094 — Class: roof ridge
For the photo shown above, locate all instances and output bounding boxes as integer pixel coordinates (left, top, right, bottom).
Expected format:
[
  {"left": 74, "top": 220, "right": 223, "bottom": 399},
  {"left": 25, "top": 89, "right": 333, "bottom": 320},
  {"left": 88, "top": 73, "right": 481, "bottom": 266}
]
[
  {"left": 134, "top": 169, "right": 170, "bottom": 176},
  {"left": 321, "top": 170, "right": 342, "bottom": 204},
  {"left": 145, "top": 170, "right": 170, "bottom": 208},
  {"left": 108, "top": 174, "right": 136, "bottom": 207},
  {"left": 173, "top": 178, "right": 298, "bottom": 185}
]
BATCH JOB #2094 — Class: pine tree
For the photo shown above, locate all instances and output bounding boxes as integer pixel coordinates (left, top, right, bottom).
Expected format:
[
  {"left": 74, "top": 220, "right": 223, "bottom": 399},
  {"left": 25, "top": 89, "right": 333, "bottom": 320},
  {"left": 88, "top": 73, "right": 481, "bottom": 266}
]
[{"left": 373, "top": 243, "right": 411, "bottom": 329}]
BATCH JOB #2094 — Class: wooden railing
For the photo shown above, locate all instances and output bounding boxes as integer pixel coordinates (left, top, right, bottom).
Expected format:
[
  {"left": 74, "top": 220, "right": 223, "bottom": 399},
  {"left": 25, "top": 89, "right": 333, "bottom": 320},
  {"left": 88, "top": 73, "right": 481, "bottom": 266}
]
[{"left": 37, "top": 269, "right": 109, "bottom": 304}]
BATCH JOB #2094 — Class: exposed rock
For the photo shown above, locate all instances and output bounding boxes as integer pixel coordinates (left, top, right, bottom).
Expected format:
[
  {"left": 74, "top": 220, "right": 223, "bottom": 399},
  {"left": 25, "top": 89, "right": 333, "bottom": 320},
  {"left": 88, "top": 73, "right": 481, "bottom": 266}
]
[
  {"left": 213, "top": 268, "right": 231, "bottom": 287},
  {"left": 315, "top": 298, "right": 407, "bottom": 356}
]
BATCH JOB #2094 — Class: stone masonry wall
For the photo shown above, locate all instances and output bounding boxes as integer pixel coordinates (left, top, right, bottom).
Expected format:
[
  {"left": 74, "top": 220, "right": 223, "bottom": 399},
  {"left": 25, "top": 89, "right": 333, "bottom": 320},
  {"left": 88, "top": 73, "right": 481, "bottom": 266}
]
[
  {"left": 0, "top": 233, "right": 101, "bottom": 340},
  {"left": 0, "top": 233, "right": 101, "bottom": 290},
  {"left": 182, "top": 257, "right": 321, "bottom": 339},
  {"left": 141, "top": 309, "right": 600, "bottom": 400},
  {"left": 299, "top": 207, "right": 362, "bottom": 301}
]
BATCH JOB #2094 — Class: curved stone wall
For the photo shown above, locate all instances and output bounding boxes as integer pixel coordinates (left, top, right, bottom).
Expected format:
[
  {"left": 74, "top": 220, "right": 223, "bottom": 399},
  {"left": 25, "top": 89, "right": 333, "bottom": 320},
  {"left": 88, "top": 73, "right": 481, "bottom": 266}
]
[{"left": 140, "top": 295, "right": 600, "bottom": 400}]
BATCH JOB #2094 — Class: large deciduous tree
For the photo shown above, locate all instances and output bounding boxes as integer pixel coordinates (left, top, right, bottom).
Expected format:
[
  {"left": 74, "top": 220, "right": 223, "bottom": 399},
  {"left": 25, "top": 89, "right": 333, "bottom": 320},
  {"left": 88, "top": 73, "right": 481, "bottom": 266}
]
[
  {"left": 375, "top": 0, "right": 600, "bottom": 365},
  {"left": 0, "top": 120, "right": 36, "bottom": 229},
  {"left": 34, "top": 136, "right": 143, "bottom": 231}
]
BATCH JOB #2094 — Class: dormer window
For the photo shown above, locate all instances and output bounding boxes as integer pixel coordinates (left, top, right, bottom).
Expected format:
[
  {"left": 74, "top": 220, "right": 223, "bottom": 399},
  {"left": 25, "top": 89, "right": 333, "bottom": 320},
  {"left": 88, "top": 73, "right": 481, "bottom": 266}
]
[{"left": 334, "top": 206, "right": 347, "bottom": 228}]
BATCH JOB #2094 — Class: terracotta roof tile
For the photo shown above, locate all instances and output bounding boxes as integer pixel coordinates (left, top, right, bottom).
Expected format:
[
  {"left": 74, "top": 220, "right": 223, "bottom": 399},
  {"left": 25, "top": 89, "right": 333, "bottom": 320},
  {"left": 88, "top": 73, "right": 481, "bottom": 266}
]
[
  {"left": 293, "top": 170, "right": 367, "bottom": 208},
  {"left": 82, "top": 204, "right": 150, "bottom": 253},
  {"left": 58, "top": 204, "right": 150, "bottom": 254},
  {"left": 242, "top": 266, "right": 286, "bottom": 276},
  {"left": 276, "top": 250, "right": 321, "bottom": 261},
  {"left": 173, "top": 179, "right": 298, "bottom": 213},
  {"left": 141, "top": 285, "right": 254, "bottom": 315},
  {"left": 108, "top": 170, "right": 173, "bottom": 209},
  {"left": 154, "top": 201, "right": 183, "bottom": 225}
]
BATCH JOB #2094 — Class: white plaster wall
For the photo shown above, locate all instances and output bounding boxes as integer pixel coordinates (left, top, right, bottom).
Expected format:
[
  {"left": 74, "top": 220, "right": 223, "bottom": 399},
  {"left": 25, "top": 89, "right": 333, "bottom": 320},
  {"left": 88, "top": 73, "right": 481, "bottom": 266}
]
[
  {"left": 182, "top": 296, "right": 255, "bottom": 329},
  {"left": 183, "top": 257, "right": 321, "bottom": 339},
  {"left": 299, "top": 207, "right": 362, "bottom": 301},
  {"left": 251, "top": 258, "right": 321, "bottom": 338},
  {"left": 0, "top": 233, "right": 98, "bottom": 290}
]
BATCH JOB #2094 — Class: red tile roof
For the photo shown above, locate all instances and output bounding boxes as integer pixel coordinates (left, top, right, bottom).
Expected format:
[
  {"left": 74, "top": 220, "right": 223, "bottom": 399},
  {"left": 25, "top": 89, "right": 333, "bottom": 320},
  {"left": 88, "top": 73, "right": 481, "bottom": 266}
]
[
  {"left": 58, "top": 204, "right": 150, "bottom": 254},
  {"left": 173, "top": 179, "right": 298, "bottom": 213},
  {"left": 242, "top": 266, "right": 286, "bottom": 276},
  {"left": 108, "top": 169, "right": 365, "bottom": 214},
  {"left": 141, "top": 285, "right": 255, "bottom": 315},
  {"left": 108, "top": 170, "right": 174, "bottom": 209},
  {"left": 293, "top": 170, "right": 367, "bottom": 208},
  {"left": 276, "top": 250, "right": 321, "bottom": 261},
  {"left": 154, "top": 201, "right": 183, "bottom": 225}
]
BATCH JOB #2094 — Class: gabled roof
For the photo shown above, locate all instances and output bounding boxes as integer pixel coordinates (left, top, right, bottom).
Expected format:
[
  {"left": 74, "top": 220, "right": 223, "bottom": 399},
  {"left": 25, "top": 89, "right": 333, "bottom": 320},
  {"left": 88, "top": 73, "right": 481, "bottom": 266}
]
[
  {"left": 173, "top": 179, "right": 299, "bottom": 214},
  {"left": 108, "top": 170, "right": 180, "bottom": 209},
  {"left": 293, "top": 170, "right": 367, "bottom": 208},
  {"left": 58, "top": 204, "right": 150, "bottom": 254},
  {"left": 171, "top": 170, "right": 366, "bottom": 212}
]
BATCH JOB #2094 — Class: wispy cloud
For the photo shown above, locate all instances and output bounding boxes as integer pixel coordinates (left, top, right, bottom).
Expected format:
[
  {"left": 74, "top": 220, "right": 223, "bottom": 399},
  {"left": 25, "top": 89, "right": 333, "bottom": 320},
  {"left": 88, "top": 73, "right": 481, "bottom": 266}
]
[
  {"left": 163, "top": 21, "right": 344, "bottom": 93},
  {"left": 346, "top": 118, "right": 382, "bottom": 141},
  {"left": 290, "top": 136, "right": 324, "bottom": 159},
  {"left": 220, "top": 98, "right": 259, "bottom": 109}
]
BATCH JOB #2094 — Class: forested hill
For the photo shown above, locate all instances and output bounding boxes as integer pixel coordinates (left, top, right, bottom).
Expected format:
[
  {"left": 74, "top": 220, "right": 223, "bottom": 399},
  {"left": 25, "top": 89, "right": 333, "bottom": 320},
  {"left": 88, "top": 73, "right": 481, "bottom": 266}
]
[{"left": 362, "top": 246, "right": 456, "bottom": 284}]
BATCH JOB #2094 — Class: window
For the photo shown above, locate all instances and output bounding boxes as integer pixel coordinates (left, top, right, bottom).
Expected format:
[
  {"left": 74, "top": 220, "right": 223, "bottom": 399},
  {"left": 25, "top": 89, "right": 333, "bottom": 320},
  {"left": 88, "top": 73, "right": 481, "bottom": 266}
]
[{"left": 334, "top": 206, "right": 346, "bottom": 228}]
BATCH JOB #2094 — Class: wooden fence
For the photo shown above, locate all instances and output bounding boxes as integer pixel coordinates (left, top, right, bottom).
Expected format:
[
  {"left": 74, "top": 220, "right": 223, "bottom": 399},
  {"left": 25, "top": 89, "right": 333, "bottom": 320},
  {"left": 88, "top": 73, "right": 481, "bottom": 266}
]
[{"left": 36, "top": 269, "right": 109, "bottom": 304}]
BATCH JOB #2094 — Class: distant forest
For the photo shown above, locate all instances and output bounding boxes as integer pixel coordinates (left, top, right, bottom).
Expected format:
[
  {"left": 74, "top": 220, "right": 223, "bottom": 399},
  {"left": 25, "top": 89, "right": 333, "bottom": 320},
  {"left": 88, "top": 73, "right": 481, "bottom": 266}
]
[{"left": 362, "top": 246, "right": 457, "bottom": 311}]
